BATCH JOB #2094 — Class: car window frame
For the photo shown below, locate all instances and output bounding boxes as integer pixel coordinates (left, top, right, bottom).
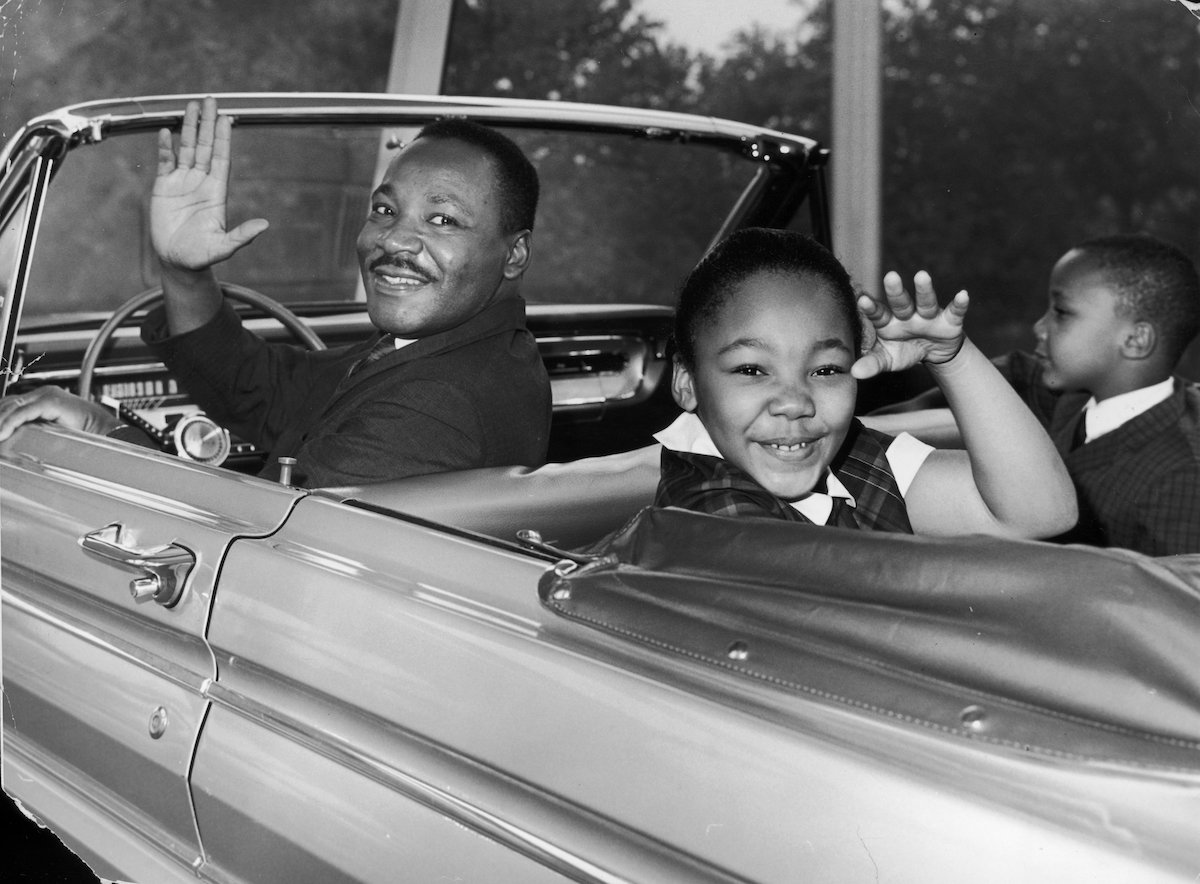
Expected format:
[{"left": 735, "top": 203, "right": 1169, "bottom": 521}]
[{"left": 0, "top": 136, "right": 59, "bottom": 395}]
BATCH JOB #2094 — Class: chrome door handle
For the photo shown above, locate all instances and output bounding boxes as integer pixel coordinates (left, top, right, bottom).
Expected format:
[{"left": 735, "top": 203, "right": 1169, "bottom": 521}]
[{"left": 79, "top": 523, "right": 196, "bottom": 608}]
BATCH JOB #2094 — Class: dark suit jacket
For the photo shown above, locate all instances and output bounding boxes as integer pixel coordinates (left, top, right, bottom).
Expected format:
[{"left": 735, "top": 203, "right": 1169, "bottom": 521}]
[
  {"left": 1003, "top": 350, "right": 1200, "bottom": 556},
  {"left": 143, "top": 297, "right": 551, "bottom": 487}
]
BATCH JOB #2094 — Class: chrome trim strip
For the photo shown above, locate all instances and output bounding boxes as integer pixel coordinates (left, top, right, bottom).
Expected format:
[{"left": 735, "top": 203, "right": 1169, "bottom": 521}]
[
  {"left": 202, "top": 681, "right": 749, "bottom": 884},
  {"left": 5, "top": 735, "right": 205, "bottom": 878},
  {"left": 2, "top": 582, "right": 212, "bottom": 693},
  {"left": 19, "top": 92, "right": 818, "bottom": 152}
]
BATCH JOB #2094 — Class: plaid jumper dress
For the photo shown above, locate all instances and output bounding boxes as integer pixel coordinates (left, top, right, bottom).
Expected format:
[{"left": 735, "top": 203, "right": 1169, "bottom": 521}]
[{"left": 655, "top": 419, "right": 913, "bottom": 533}]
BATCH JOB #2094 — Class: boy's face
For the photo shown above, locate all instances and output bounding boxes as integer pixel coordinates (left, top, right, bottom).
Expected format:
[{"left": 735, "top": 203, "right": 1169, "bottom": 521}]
[
  {"left": 1033, "top": 250, "right": 1133, "bottom": 398},
  {"left": 673, "top": 271, "right": 858, "bottom": 501}
]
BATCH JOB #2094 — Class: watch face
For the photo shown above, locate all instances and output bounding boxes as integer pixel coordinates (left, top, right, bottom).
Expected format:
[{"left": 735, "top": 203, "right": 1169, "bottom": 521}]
[{"left": 172, "top": 414, "right": 231, "bottom": 465}]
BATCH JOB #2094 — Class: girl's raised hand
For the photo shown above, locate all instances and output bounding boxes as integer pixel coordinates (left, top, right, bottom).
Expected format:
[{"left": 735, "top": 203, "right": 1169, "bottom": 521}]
[{"left": 851, "top": 270, "right": 969, "bottom": 380}]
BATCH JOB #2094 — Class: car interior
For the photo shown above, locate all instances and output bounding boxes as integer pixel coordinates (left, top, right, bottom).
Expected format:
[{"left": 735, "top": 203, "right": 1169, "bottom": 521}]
[
  {"left": 0, "top": 108, "right": 836, "bottom": 550},
  {"left": 0, "top": 103, "right": 894, "bottom": 554}
]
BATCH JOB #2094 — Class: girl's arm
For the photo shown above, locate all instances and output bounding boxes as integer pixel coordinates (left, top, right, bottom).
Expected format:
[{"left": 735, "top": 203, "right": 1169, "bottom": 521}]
[
  {"left": 859, "top": 408, "right": 961, "bottom": 449},
  {"left": 853, "top": 271, "right": 1076, "bottom": 538}
]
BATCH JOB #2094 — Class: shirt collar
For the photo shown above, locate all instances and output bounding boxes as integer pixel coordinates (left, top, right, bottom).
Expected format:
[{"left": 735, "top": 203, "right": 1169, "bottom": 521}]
[
  {"left": 654, "top": 412, "right": 853, "bottom": 524},
  {"left": 1083, "top": 377, "right": 1174, "bottom": 442}
]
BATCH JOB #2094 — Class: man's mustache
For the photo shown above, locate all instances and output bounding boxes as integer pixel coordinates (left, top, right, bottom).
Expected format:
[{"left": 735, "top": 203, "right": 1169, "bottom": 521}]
[{"left": 369, "top": 255, "right": 432, "bottom": 283}]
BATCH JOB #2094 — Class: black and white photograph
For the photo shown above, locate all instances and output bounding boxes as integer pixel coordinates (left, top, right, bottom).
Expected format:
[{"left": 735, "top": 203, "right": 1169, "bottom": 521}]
[{"left": 2, "top": 1, "right": 1200, "bottom": 881}]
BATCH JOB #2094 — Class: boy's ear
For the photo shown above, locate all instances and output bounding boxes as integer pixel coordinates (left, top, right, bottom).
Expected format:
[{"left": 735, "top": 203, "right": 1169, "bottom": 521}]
[
  {"left": 671, "top": 358, "right": 699, "bottom": 412},
  {"left": 1120, "top": 321, "right": 1157, "bottom": 360}
]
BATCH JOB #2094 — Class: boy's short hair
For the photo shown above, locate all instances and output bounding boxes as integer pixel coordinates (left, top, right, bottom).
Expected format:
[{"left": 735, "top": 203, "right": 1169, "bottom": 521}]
[
  {"left": 673, "top": 228, "right": 861, "bottom": 367},
  {"left": 413, "top": 119, "right": 539, "bottom": 234},
  {"left": 1073, "top": 234, "right": 1200, "bottom": 365}
]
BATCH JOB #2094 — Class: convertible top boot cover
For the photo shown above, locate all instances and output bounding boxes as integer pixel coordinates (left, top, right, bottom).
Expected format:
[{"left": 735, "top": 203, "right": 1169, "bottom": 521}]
[{"left": 542, "top": 505, "right": 1200, "bottom": 768}]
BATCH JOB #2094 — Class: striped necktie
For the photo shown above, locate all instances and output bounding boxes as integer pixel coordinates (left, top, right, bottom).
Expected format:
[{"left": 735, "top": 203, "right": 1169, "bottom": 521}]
[
  {"left": 348, "top": 333, "right": 396, "bottom": 377},
  {"left": 1070, "top": 407, "right": 1089, "bottom": 450},
  {"left": 828, "top": 497, "right": 859, "bottom": 529}
]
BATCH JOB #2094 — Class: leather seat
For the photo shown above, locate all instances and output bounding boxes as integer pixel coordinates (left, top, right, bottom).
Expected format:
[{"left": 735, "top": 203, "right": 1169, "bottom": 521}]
[{"left": 326, "top": 444, "right": 661, "bottom": 549}]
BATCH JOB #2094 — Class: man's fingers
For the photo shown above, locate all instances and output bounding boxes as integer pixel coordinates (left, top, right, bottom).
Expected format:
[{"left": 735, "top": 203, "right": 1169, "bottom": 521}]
[
  {"left": 176, "top": 100, "right": 200, "bottom": 169},
  {"left": 156, "top": 128, "right": 176, "bottom": 177},
  {"left": 225, "top": 218, "right": 270, "bottom": 253},
  {"left": 0, "top": 390, "right": 61, "bottom": 440},
  {"left": 0, "top": 395, "right": 28, "bottom": 440},
  {"left": 209, "top": 113, "right": 234, "bottom": 181},
  {"left": 194, "top": 96, "right": 218, "bottom": 172},
  {"left": 0, "top": 388, "right": 120, "bottom": 440}
]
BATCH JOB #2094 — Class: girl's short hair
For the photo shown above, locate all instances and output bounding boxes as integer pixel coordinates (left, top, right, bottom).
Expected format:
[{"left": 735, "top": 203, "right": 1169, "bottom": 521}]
[{"left": 673, "top": 228, "right": 862, "bottom": 367}]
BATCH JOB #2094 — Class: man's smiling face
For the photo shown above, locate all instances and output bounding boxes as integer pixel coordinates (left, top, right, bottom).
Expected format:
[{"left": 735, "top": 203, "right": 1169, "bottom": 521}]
[{"left": 356, "top": 137, "right": 530, "bottom": 338}]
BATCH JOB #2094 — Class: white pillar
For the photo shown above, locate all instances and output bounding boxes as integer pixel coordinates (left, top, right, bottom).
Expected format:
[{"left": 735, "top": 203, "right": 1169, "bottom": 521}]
[
  {"left": 386, "top": 0, "right": 455, "bottom": 94},
  {"left": 831, "top": 1, "right": 882, "bottom": 294}
]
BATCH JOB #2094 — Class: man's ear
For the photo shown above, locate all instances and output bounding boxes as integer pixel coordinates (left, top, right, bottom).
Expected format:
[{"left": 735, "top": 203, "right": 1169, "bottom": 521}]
[
  {"left": 502, "top": 230, "right": 532, "bottom": 280},
  {"left": 1121, "top": 321, "right": 1157, "bottom": 360},
  {"left": 671, "top": 357, "right": 699, "bottom": 412}
]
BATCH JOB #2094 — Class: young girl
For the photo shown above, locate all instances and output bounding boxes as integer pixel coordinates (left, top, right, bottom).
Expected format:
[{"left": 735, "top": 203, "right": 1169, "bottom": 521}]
[{"left": 654, "top": 228, "right": 1077, "bottom": 538}]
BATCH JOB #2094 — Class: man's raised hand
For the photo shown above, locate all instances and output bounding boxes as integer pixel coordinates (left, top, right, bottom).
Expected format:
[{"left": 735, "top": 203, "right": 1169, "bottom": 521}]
[{"left": 150, "top": 96, "right": 268, "bottom": 272}]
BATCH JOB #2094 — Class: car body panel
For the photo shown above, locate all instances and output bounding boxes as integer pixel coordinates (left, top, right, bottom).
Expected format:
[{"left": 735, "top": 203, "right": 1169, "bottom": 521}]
[
  {"left": 3, "top": 93, "right": 1198, "bottom": 883},
  {"left": 1, "top": 423, "right": 303, "bottom": 877},
  {"left": 181, "top": 495, "right": 1197, "bottom": 882}
]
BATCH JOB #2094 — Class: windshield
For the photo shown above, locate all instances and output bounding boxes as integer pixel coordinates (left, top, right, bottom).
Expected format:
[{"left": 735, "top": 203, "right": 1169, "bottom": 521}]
[{"left": 24, "top": 122, "right": 772, "bottom": 322}]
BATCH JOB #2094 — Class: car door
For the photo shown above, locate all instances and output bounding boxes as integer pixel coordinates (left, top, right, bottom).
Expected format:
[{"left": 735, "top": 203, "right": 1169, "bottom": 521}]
[
  {"left": 188, "top": 493, "right": 591, "bottom": 883},
  {"left": 1, "top": 423, "right": 303, "bottom": 879}
]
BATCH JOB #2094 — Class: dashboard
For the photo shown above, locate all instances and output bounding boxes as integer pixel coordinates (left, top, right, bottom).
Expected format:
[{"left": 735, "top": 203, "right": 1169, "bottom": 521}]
[{"left": 9, "top": 303, "right": 678, "bottom": 467}]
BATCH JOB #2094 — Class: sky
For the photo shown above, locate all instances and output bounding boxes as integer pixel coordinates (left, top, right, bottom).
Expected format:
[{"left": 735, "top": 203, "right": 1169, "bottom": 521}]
[{"left": 636, "top": 0, "right": 805, "bottom": 55}]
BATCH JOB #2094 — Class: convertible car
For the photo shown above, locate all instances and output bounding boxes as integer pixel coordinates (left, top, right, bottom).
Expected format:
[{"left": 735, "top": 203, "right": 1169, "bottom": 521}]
[{"left": 2, "top": 95, "right": 1199, "bottom": 883}]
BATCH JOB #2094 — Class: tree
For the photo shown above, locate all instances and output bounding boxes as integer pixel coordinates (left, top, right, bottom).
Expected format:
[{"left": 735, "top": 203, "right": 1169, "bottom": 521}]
[
  {"left": 0, "top": 0, "right": 397, "bottom": 143},
  {"left": 6, "top": 0, "right": 1199, "bottom": 369},
  {"left": 442, "top": 0, "right": 693, "bottom": 108},
  {"left": 880, "top": 0, "right": 1200, "bottom": 362},
  {"left": 691, "top": 0, "right": 1200, "bottom": 367}
]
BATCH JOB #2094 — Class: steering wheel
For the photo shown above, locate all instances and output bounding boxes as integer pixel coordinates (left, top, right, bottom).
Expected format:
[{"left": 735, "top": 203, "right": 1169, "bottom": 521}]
[{"left": 78, "top": 283, "right": 326, "bottom": 461}]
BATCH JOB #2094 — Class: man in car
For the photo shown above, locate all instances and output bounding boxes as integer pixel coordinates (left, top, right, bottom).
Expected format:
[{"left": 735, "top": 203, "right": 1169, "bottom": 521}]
[{"left": 0, "top": 97, "right": 551, "bottom": 487}]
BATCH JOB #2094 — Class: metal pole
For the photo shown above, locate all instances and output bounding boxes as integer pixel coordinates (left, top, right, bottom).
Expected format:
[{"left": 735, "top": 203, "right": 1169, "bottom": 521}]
[
  {"left": 831, "top": 0, "right": 882, "bottom": 294},
  {"left": 386, "top": 0, "right": 455, "bottom": 94}
]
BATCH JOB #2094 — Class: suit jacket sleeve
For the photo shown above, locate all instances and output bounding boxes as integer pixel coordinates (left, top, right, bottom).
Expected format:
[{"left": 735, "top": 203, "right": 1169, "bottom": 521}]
[
  {"left": 1132, "top": 468, "right": 1200, "bottom": 557},
  {"left": 142, "top": 301, "right": 353, "bottom": 452}
]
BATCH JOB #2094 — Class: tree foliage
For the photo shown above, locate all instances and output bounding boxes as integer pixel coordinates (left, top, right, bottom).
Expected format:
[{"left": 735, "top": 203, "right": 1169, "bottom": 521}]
[
  {"left": 443, "top": 0, "right": 1200, "bottom": 362},
  {"left": 683, "top": 0, "right": 1200, "bottom": 364},
  {"left": 0, "top": 0, "right": 396, "bottom": 141},
  {"left": 443, "top": 0, "right": 694, "bottom": 108},
  {"left": 878, "top": 0, "right": 1200, "bottom": 362},
  {"left": 5, "top": 0, "right": 1200, "bottom": 368}
]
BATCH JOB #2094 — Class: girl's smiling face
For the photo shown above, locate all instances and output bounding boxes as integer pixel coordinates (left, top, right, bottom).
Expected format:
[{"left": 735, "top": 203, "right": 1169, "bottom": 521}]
[{"left": 672, "top": 270, "right": 859, "bottom": 501}]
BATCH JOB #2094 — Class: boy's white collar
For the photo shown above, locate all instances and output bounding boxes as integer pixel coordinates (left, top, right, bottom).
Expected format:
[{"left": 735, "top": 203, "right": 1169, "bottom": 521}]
[{"left": 1082, "top": 377, "right": 1174, "bottom": 442}]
